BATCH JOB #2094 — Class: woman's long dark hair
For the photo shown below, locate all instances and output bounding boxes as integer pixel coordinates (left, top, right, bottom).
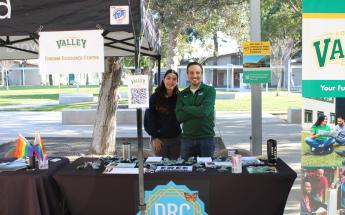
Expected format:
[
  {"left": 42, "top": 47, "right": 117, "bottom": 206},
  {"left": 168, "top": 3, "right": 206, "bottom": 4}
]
[
  {"left": 314, "top": 115, "right": 327, "bottom": 127},
  {"left": 155, "top": 69, "right": 179, "bottom": 113}
]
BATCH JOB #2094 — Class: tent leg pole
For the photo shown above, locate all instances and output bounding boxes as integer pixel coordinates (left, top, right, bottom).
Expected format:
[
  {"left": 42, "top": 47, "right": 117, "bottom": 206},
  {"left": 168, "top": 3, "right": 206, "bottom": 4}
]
[{"left": 135, "top": 35, "right": 146, "bottom": 215}]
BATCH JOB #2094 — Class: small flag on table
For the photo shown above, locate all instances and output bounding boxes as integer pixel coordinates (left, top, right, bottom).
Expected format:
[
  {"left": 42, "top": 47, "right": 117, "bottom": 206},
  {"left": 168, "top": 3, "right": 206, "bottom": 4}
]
[
  {"left": 14, "top": 134, "right": 33, "bottom": 158},
  {"left": 33, "top": 132, "right": 48, "bottom": 161}
]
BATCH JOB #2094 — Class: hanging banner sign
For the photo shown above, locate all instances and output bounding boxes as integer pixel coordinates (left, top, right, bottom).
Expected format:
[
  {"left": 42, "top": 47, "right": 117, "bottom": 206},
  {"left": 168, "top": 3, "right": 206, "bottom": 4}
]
[
  {"left": 242, "top": 41, "right": 271, "bottom": 83},
  {"left": 128, "top": 75, "right": 149, "bottom": 109},
  {"left": 39, "top": 30, "right": 104, "bottom": 74},
  {"left": 303, "top": 0, "right": 345, "bottom": 97},
  {"left": 136, "top": 181, "right": 207, "bottom": 215}
]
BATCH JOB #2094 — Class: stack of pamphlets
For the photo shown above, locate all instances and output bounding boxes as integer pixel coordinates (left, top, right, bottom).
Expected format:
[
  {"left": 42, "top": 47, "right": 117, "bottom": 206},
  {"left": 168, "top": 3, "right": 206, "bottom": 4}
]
[
  {"left": 246, "top": 166, "right": 277, "bottom": 173},
  {"left": 0, "top": 159, "right": 27, "bottom": 171},
  {"left": 103, "top": 162, "right": 138, "bottom": 174},
  {"left": 155, "top": 166, "right": 193, "bottom": 172},
  {"left": 145, "top": 157, "right": 163, "bottom": 163}
]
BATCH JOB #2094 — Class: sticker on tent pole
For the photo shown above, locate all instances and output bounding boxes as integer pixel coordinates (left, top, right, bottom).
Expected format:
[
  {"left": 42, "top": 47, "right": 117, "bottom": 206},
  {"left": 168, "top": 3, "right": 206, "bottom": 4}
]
[
  {"left": 110, "top": 6, "right": 129, "bottom": 25},
  {"left": 136, "top": 181, "right": 207, "bottom": 215},
  {"left": 128, "top": 75, "right": 149, "bottom": 109}
]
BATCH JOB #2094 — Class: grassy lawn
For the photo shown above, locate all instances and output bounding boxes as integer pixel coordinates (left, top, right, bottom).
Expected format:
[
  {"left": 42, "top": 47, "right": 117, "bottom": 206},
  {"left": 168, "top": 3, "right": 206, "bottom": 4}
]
[
  {"left": 216, "top": 92, "right": 301, "bottom": 112},
  {"left": 301, "top": 131, "right": 345, "bottom": 167},
  {"left": 0, "top": 86, "right": 301, "bottom": 112},
  {"left": 0, "top": 85, "right": 128, "bottom": 106}
]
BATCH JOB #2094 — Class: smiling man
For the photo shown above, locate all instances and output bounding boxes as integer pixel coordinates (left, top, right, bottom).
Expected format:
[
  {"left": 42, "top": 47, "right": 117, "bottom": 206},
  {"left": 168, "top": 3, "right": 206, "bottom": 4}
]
[{"left": 175, "top": 62, "right": 216, "bottom": 160}]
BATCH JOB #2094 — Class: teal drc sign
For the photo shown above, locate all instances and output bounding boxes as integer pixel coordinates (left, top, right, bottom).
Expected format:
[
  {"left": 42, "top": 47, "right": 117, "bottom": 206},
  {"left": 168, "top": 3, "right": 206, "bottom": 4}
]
[{"left": 136, "top": 181, "right": 207, "bottom": 215}]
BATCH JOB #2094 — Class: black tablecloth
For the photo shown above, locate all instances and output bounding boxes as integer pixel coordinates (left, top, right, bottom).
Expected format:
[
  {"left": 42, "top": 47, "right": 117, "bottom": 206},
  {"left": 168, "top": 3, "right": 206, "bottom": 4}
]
[
  {"left": 54, "top": 158, "right": 296, "bottom": 215},
  {"left": 0, "top": 157, "right": 69, "bottom": 215}
]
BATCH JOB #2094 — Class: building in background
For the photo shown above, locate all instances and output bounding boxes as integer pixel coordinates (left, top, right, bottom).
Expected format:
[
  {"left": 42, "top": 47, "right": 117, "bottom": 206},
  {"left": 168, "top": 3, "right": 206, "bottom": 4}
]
[
  {"left": 302, "top": 97, "right": 336, "bottom": 130},
  {"left": 1, "top": 60, "right": 101, "bottom": 86}
]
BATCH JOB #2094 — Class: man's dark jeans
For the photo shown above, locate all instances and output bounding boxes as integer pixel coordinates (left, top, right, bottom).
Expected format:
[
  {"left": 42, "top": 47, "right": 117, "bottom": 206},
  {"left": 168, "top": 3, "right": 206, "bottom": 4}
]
[{"left": 180, "top": 137, "right": 215, "bottom": 160}]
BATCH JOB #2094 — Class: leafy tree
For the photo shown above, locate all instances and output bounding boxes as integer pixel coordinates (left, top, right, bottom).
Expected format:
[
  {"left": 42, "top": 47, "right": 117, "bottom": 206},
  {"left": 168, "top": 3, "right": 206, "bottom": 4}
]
[
  {"left": 150, "top": 0, "right": 245, "bottom": 69},
  {"left": 261, "top": 0, "right": 301, "bottom": 94},
  {"left": 192, "top": 1, "right": 249, "bottom": 85}
]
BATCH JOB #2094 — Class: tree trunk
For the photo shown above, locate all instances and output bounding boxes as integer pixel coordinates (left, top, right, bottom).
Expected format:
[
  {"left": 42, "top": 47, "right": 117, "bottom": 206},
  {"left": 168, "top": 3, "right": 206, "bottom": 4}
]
[
  {"left": 273, "top": 39, "right": 293, "bottom": 96},
  {"left": 212, "top": 31, "right": 219, "bottom": 86},
  {"left": 144, "top": 57, "right": 156, "bottom": 96},
  {"left": 0, "top": 68, "right": 4, "bottom": 86},
  {"left": 149, "top": 57, "right": 155, "bottom": 96},
  {"left": 166, "top": 27, "right": 180, "bottom": 70},
  {"left": 90, "top": 57, "right": 122, "bottom": 154}
]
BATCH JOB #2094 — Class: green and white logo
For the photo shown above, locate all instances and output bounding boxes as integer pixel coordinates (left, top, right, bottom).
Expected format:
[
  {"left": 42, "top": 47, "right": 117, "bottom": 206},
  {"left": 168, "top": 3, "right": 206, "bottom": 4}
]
[{"left": 56, "top": 38, "right": 87, "bottom": 49}]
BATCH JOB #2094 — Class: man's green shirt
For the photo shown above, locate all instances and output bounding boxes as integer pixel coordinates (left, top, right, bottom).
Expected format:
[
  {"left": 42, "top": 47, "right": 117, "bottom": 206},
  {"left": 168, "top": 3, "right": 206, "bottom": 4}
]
[{"left": 175, "top": 83, "right": 216, "bottom": 138}]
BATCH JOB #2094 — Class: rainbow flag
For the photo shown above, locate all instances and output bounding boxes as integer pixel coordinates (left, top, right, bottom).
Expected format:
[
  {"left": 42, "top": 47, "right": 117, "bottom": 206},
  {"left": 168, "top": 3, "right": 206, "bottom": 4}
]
[
  {"left": 14, "top": 134, "right": 33, "bottom": 158},
  {"left": 33, "top": 132, "right": 48, "bottom": 161}
]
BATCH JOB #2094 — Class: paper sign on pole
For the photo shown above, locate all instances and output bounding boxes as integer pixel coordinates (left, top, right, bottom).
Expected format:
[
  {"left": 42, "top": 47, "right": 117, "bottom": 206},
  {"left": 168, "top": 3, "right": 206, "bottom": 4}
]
[
  {"left": 39, "top": 30, "right": 104, "bottom": 74},
  {"left": 128, "top": 75, "right": 149, "bottom": 109},
  {"left": 242, "top": 41, "right": 271, "bottom": 83}
]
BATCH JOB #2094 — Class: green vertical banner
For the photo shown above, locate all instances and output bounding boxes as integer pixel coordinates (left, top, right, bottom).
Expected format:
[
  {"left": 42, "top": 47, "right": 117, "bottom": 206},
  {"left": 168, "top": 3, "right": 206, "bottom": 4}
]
[
  {"left": 302, "top": 0, "right": 345, "bottom": 97},
  {"left": 302, "top": 2, "right": 345, "bottom": 215},
  {"left": 242, "top": 41, "right": 271, "bottom": 83}
]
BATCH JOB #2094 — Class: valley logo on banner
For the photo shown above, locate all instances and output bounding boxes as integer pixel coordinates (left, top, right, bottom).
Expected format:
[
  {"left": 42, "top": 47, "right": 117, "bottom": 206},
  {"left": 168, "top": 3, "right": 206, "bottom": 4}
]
[
  {"left": 303, "top": 0, "right": 345, "bottom": 97},
  {"left": 39, "top": 30, "right": 104, "bottom": 75},
  {"left": 136, "top": 181, "right": 207, "bottom": 215},
  {"left": 0, "top": 0, "right": 11, "bottom": 19}
]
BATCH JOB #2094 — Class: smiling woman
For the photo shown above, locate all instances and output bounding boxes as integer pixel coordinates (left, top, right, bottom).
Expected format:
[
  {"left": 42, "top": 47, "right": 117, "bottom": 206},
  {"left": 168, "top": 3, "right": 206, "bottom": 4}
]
[{"left": 144, "top": 69, "right": 182, "bottom": 160}]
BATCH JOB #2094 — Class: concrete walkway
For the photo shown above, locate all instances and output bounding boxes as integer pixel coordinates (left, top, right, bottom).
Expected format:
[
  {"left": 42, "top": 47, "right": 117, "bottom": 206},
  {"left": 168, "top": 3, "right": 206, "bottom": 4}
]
[{"left": 0, "top": 111, "right": 301, "bottom": 215}]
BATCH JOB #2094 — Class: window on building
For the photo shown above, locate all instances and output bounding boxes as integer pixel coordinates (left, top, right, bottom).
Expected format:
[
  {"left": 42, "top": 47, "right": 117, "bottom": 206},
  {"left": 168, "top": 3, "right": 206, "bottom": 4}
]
[
  {"left": 304, "top": 110, "right": 313, "bottom": 123},
  {"left": 330, "top": 113, "right": 336, "bottom": 124},
  {"left": 317, "top": 111, "right": 324, "bottom": 118}
]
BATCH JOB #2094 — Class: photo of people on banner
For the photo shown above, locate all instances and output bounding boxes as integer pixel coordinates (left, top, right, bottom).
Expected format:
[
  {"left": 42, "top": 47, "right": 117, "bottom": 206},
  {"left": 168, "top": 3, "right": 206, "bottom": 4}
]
[
  {"left": 302, "top": 167, "right": 345, "bottom": 215},
  {"left": 301, "top": 167, "right": 338, "bottom": 215},
  {"left": 301, "top": 97, "right": 345, "bottom": 167}
]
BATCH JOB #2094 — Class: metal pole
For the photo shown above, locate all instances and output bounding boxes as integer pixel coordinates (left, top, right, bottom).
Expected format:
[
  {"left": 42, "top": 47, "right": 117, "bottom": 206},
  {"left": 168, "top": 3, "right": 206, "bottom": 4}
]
[
  {"left": 22, "top": 68, "right": 25, "bottom": 86},
  {"left": 6, "top": 70, "right": 9, "bottom": 90},
  {"left": 231, "top": 67, "right": 234, "bottom": 88},
  {"left": 226, "top": 64, "right": 229, "bottom": 90},
  {"left": 135, "top": 35, "right": 146, "bottom": 215},
  {"left": 250, "top": 0, "right": 262, "bottom": 156}
]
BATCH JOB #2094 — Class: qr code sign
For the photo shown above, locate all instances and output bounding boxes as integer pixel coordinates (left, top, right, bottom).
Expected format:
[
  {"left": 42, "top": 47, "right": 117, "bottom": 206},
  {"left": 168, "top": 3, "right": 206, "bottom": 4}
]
[{"left": 130, "top": 88, "right": 148, "bottom": 105}]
